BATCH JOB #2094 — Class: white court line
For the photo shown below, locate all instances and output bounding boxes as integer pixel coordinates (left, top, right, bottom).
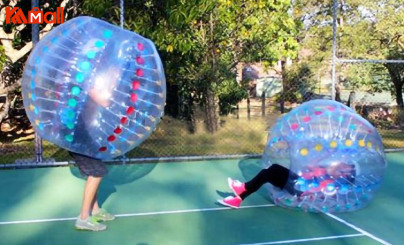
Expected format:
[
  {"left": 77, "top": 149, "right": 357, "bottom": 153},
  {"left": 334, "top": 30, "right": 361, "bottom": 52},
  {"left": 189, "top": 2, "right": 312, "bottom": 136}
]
[
  {"left": 324, "top": 212, "right": 392, "bottom": 245},
  {"left": 0, "top": 204, "right": 275, "bottom": 225},
  {"left": 235, "top": 234, "right": 365, "bottom": 245},
  {"left": 0, "top": 204, "right": 392, "bottom": 245}
]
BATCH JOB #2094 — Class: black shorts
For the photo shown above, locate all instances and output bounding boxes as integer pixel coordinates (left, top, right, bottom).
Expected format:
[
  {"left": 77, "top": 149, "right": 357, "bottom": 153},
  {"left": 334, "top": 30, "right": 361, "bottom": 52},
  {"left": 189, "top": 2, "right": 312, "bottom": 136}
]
[{"left": 69, "top": 151, "right": 108, "bottom": 177}]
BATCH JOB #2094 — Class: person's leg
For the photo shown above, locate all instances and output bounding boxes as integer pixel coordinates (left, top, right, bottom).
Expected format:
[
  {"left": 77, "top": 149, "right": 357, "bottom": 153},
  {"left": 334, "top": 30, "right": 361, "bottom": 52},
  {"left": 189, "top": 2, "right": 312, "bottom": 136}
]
[
  {"left": 69, "top": 151, "right": 111, "bottom": 231},
  {"left": 218, "top": 164, "right": 290, "bottom": 208},
  {"left": 80, "top": 176, "right": 102, "bottom": 220},
  {"left": 91, "top": 194, "right": 100, "bottom": 214},
  {"left": 240, "top": 163, "right": 290, "bottom": 199}
]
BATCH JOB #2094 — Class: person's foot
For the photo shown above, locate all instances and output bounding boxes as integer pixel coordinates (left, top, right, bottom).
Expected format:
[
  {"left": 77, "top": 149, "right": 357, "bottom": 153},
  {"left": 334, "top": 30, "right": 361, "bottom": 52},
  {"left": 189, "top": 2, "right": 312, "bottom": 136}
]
[
  {"left": 92, "top": 208, "right": 115, "bottom": 221},
  {"left": 75, "top": 216, "right": 107, "bottom": 231},
  {"left": 228, "top": 177, "right": 246, "bottom": 198},
  {"left": 217, "top": 196, "right": 242, "bottom": 208}
]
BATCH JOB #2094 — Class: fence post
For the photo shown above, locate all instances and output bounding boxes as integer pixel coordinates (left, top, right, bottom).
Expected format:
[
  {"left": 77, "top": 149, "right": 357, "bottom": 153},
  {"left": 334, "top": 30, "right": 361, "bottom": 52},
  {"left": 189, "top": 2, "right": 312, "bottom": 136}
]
[
  {"left": 348, "top": 91, "right": 356, "bottom": 109},
  {"left": 261, "top": 91, "right": 266, "bottom": 117},
  {"left": 331, "top": 0, "right": 338, "bottom": 101},
  {"left": 32, "top": 0, "right": 42, "bottom": 163},
  {"left": 247, "top": 96, "right": 251, "bottom": 120}
]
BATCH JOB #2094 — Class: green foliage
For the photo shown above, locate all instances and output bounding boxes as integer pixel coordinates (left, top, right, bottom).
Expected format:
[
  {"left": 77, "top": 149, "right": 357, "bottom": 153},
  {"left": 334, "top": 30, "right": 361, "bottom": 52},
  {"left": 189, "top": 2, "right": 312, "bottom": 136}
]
[
  {"left": 96, "top": 0, "right": 300, "bottom": 115},
  {"left": 217, "top": 79, "right": 248, "bottom": 114},
  {"left": 81, "top": 0, "right": 114, "bottom": 19},
  {"left": 0, "top": 46, "right": 7, "bottom": 70},
  {"left": 281, "top": 63, "right": 318, "bottom": 102},
  {"left": 295, "top": 0, "right": 404, "bottom": 106}
]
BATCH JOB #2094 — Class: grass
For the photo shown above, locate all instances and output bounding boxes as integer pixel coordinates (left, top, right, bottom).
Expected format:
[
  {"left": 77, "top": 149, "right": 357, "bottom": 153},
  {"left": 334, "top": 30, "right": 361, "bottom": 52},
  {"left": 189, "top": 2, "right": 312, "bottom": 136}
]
[{"left": 1, "top": 114, "right": 404, "bottom": 165}]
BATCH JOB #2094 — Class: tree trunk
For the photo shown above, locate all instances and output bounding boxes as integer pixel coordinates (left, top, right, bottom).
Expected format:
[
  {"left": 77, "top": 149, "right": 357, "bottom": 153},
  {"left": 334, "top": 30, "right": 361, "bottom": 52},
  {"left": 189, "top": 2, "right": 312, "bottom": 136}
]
[
  {"left": 335, "top": 83, "right": 341, "bottom": 102},
  {"left": 187, "top": 94, "right": 197, "bottom": 133},
  {"left": 347, "top": 91, "right": 355, "bottom": 109},
  {"left": 385, "top": 64, "right": 404, "bottom": 108},
  {"left": 204, "top": 89, "right": 219, "bottom": 133},
  {"left": 280, "top": 60, "right": 286, "bottom": 113},
  {"left": 393, "top": 82, "right": 404, "bottom": 108},
  {"left": 0, "top": 95, "right": 10, "bottom": 124}
]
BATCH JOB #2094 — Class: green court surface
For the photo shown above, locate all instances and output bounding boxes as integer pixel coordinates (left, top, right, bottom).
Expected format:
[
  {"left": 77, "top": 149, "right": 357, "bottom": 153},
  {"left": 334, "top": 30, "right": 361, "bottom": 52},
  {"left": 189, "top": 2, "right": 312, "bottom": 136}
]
[{"left": 0, "top": 153, "right": 402, "bottom": 245}]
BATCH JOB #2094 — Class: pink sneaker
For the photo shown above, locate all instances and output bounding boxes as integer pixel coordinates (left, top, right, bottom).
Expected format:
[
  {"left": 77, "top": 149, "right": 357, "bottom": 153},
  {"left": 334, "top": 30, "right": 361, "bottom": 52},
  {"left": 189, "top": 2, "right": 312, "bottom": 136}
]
[
  {"left": 228, "top": 177, "right": 246, "bottom": 198},
  {"left": 217, "top": 196, "right": 242, "bottom": 208}
]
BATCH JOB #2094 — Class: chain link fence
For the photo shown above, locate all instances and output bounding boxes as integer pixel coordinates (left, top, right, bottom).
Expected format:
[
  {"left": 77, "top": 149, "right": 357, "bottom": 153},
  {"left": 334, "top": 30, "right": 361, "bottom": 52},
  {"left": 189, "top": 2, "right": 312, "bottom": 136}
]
[{"left": 1, "top": 63, "right": 403, "bottom": 166}]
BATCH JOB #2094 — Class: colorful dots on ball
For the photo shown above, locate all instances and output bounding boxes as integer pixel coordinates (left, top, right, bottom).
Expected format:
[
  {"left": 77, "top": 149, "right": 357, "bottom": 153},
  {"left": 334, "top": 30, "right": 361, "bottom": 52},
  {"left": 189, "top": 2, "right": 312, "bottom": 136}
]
[
  {"left": 327, "top": 106, "right": 335, "bottom": 111},
  {"left": 136, "top": 56, "right": 144, "bottom": 65},
  {"left": 330, "top": 141, "right": 338, "bottom": 148},
  {"left": 136, "top": 69, "right": 144, "bottom": 77},
  {"left": 99, "top": 146, "right": 107, "bottom": 152},
  {"left": 130, "top": 93, "right": 138, "bottom": 103},
  {"left": 68, "top": 98, "right": 77, "bottom": 107},
  {"left": 95, "top": 40, "right": 105, "bottom": 47},
  {"left": 132, "top": 81, "right": 140, "bottom": 90},
  {"left": 303, "top": 116, "right": 311, "bottom": 122},
  {"left": 65, "top": 134, "right": 74, "bottom": 142},
  {"left": 103, "top": 30, "right": 113, "bottom": 38},
  {"left": 79, "top": 61, "right": 91, "bottom": 71},
  {"left": 137, "top": 42, "right": 145, "bottom": 51},
  {"left": 86, "top": 50, "right": 97, "bottom": 59},
  {"left": 66, "top": 122, "right": 75, "bottom": 129},
  {"left": 262, "top": 100, "right": 387, "bottom": 213},
  {"left": 300, "top": 148, "right": 309, "bottom": 156},
  {"left": 71, "top": 86, "right": 81, "bottom": 96},
  {"left": 314, "top": 109, "right": 322, "bottom": 115},
  {"left": 120, "top": 117, "right": 128, "bottom": 125},
  {"left": 315, "top": 144, "right": 323, "bottom": 151},
  {"left": 75, "top": 73, "right": 84, "bottom": 83},
  {"left": 114, "top": 127, "right": 122, "bottom": 134}
]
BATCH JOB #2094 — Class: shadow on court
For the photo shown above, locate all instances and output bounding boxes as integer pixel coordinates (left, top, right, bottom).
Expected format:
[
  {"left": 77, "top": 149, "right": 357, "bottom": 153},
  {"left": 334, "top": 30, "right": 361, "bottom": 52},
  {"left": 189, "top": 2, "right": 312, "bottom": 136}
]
[{"left": 68, "top": 148, "right": 158, "bottom": 206}]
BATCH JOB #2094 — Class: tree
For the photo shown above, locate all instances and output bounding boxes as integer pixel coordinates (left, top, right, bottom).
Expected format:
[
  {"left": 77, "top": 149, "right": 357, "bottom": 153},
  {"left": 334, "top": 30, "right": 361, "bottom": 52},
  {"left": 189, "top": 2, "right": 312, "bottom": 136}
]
[
  {"left": 295, "top": 0, "right": 404, "bottom": 107},
  {"left": 85, "top": 0, "right": 300, "bottom": 133}
]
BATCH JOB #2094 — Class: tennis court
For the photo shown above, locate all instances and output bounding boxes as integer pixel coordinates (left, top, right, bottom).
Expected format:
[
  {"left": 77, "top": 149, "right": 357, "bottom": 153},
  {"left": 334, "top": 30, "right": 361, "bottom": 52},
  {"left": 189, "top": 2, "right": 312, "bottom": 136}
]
[{"left": 0, "top": 152, "right": 402, "bottom": 245}]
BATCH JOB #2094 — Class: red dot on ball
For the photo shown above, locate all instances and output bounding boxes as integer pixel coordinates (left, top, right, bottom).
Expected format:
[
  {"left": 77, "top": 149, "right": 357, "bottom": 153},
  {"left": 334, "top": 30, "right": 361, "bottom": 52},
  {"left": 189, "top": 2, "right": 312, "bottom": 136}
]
[
  {"left": 136, "top": 56, "right": 144, "bottom": 65},
  {"left": 130, "top": 93, "right": 138, "bottom": 103},
  {"left": 127, "top": 106, "right": 135, "bottom": 115},
  {"left": 120, "top": 117, "right": 128, "bottom": 124},
  {"left": 107, "top": 135, "right": 116, "bottom": 142},
  {"left": 136, "top": 69, "right": 144, "bottom": 77},
  {"left": 132, "top": 80, "right": 140, "bottom": 90},
  {"left": 303, "top": 116, "right": 311, "bottom": 122},
  {"left": 99, "top": 146, "right": 107, "bottom": 152},
  {"left": 137, "top": 43, "right": 145, "bottom": 51},
  {"left": 114, "top": 127, "right": 122, "bottom": 134}
]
